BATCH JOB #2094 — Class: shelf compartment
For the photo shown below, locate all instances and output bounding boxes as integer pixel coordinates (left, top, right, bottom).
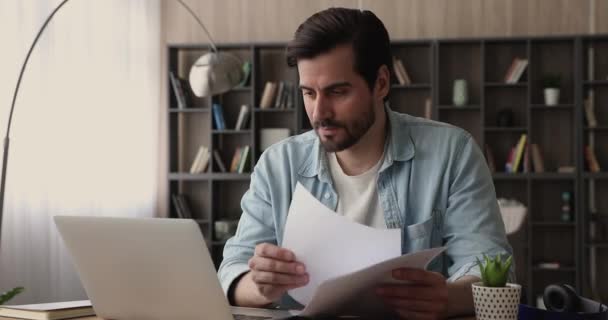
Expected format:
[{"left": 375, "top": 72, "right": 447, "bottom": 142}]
[
  {"left": 530, "top": 180, "right": 575, "bottom": 223},
  {"left": 389, "top": 89, "right": 432, "bottom": 119},
  {"left": 392, "top": 42, "right": 433, "bottom": 85},
  {"left": 485, "top": 86, "right": 528, "bottom": 127},
  {"left": 484, "top": 40, "right": 528, "bottom": 83},
  {"left": 438, "top": 41, "right": 482, "bottom": 106},
  {"left": 529, "top": 39, "right": 575, "bottom": 105}
]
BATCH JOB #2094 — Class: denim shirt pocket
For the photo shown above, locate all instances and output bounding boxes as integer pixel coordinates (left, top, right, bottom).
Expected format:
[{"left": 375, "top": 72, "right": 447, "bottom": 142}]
[{"left": 402, "top": 209, "right": 442, "bottom": 253}]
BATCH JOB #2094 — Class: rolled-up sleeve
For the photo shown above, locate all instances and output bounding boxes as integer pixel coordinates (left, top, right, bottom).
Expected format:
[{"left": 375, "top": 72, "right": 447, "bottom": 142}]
[
  {"left": 217, "top": 155, "right": 277, "bottom": 295},
  {"left": 443, "top": 134, "right": 515, "bottom": 283}
]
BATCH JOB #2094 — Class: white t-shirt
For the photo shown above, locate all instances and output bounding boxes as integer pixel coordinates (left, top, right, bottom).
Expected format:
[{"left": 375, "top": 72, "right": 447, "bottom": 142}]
[{"left": 327, "top": 152, "right": 387, "bottom": 228}]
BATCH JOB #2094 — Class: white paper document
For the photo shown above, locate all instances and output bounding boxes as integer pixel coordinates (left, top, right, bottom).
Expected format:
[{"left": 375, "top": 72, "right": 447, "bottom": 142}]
[{"left": 282, "top": 183, "right": 445, "bottom": 316}]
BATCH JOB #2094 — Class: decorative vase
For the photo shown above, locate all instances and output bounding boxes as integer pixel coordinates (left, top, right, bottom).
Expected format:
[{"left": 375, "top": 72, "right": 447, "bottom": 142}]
[
  {"left": 544, "top": 88, "right": 560, "bottom": 106},
  {"left": 452, "top": 79, "right": 468, "bottom": 107},
  {"left": 472, "top": 282, "right": 521, "bottom": 320}
]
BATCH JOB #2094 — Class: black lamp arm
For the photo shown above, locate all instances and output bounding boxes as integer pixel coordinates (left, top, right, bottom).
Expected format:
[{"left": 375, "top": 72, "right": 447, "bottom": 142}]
[
  {"left": 0, "top": 0, "right": 219, "bottom": 243},
  {"left": 0, "top": 0, "right": 71, "bottom": 238}
]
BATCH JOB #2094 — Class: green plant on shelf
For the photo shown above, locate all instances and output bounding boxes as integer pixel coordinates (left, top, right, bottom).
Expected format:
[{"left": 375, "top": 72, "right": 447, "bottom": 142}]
[
  {"left": 541, "top": 73, "right": 561, "bottom": 89},
  {"left": 477, "top": 254, "right": 512, "bottom": 287},
  {"left": 0, "top": 287, "right": 24, "bottom": 305}
]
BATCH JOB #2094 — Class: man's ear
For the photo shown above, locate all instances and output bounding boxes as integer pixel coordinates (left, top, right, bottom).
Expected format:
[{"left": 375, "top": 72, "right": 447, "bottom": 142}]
[{"left": 375, "top": 65, "right": 391, "bottom": 101}]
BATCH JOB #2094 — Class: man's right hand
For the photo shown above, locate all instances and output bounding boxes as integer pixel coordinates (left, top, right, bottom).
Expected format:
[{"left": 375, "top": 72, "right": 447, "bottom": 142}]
[{"left": 233, "top": 243, "right": 309, "bottom": 307}]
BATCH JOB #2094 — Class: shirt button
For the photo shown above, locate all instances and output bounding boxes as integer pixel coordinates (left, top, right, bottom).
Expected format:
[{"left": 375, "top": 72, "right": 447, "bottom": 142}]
[{"left": 324, "top": 193, "right": 331, "bottom": 199}]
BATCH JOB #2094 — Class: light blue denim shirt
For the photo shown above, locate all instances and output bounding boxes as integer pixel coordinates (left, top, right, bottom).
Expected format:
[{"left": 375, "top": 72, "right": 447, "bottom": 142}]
[{"left": 218, "top": 107, "right": 513, "bottom": 307}]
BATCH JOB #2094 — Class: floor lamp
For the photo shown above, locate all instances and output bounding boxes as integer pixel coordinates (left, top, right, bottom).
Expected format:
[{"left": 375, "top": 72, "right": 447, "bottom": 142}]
[{"left": 0, "top": 0, "right": 244, "bottom": 246}]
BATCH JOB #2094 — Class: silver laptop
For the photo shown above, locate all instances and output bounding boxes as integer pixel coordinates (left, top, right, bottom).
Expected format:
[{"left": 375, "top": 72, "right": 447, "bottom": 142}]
[{"left": 54, "top": 216, "right": 296, "bottom": 320}]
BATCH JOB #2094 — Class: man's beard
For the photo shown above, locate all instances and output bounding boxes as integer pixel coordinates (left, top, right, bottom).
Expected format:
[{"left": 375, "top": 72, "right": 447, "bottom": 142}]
[{"left": 313, "top": 103, "right": 376, "bottom": 152}]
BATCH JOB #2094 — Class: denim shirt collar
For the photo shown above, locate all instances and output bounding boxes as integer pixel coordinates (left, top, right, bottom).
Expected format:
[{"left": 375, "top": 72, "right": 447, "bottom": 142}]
[{"left": 298, "top": 106, "right": 416, "bottom": 179}]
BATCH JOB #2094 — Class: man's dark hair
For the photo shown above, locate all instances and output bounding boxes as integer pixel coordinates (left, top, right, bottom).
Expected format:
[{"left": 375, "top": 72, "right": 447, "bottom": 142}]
[{"left": 286, "top": 8, "right": 392, "bottom": 98}]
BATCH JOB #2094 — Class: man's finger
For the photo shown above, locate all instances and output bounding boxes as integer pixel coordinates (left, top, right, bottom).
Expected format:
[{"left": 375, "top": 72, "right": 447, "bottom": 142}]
[
  {"left": 249, "top": 256, "right": 306, "bottom": 275},
  {"left": 255, "top": 243, "right": 295, "bottom": 261},
  {"left": 251, "top": 270, "right": 309, "bottom": 286}
]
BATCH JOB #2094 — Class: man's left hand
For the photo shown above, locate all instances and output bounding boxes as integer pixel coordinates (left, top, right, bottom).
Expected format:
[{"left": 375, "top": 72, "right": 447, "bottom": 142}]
[{"left": 375, "top": 267, "right": 448, "bottom": 320}]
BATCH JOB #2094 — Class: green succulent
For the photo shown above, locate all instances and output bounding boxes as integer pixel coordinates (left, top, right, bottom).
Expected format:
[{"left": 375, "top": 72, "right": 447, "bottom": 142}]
[
  {"left": 0, "top": 287, "right": 24, "bottom": 305},
  {"left": 542, "top": 74, "right": 561, "bottom": 89},
  {"left": 477, "top": 254, "right": 512, "bottom": 287}
]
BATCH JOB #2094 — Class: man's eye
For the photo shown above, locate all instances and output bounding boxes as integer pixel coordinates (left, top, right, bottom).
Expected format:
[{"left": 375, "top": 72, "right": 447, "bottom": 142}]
[
  {"left": 331, "top": 89, "right": 346, "bottom": 95},
  {"left": 303, "top": 91, "right": 314, "bottom": 97}
]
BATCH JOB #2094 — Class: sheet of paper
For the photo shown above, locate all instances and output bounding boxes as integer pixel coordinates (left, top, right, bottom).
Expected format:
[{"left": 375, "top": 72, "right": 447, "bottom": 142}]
[
  {"left": 300, "top": 247, "right": 446, "bottom": 317},
  {"left": 282, "top": 183, "right": 402, "bottom": 305}
]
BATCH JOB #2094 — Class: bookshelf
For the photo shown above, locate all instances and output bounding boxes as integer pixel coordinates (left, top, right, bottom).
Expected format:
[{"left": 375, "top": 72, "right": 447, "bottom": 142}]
[
  {"left": 581, "top": 35, "right": 608, "bottom": 303},
  {"left": 167, "top": 35, "right": 607, "bottom": 305}
]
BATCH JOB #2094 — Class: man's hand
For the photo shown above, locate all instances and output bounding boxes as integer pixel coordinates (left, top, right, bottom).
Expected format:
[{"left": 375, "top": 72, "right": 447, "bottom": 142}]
[
  {"left": 376, "top": 268, "right": 448, "bottom": 320},
  {"left": 234, "top": 243, "right": 309, "bottom": 307}
]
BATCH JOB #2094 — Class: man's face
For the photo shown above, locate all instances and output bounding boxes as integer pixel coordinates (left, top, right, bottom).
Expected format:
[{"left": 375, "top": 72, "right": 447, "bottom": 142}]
[{"left": 298, "top": 45, "right": 378, "bottom": 152}]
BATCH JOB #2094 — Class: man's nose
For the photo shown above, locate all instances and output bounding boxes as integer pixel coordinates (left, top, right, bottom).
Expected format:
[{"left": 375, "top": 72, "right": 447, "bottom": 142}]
[{"left": 312, "top": 94, "right": 332, "bottom": 122}]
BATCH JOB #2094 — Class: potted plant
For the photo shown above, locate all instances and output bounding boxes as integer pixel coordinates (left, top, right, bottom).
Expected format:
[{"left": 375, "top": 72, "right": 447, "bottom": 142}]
[
  {"left": 472, "top": 255, "right": 520, "bottom": 320},
  {"left": 542, "top": 74, "right": 561, "bottom": 106},
  {"left": 0, "top": 287, "right": 24, "bottom": 305}
]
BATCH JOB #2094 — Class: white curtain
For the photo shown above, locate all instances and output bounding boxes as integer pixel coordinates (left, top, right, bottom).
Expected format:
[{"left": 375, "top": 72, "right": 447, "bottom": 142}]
[{"left": 0, "top": 0, "right": 161, "bottom": 303}]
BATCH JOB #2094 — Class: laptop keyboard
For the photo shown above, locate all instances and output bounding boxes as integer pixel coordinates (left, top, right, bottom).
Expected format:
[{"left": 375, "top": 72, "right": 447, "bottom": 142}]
[{"left": 233, "top": 314, "right": 272, "bottom": 320}]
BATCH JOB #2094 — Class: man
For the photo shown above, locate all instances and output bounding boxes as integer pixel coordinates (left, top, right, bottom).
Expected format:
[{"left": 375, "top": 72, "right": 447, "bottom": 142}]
[{"left": 218, "top": 7, "right": 512, "bottom": 319}]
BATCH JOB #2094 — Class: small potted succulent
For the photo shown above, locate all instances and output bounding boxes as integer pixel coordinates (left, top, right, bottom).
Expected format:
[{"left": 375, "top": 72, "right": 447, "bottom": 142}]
[
  {"left": 0, "top": 287, "right": 24, "bottom": 305},
  {"left": 472, "top": 255, "right": 521, "bottom": 320},
  {"left": 542, "top": 74, "right": 561, "bottom": 106}
]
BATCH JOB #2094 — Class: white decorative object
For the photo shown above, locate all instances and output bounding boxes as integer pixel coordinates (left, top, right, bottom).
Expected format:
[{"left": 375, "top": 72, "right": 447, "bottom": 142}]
[
  {"left": 452, "top": 79, "right": 468, "bottom": 107},
  {"left": 189, "top": 51, "right": 243, "bottom": 97},
  {"left": 544, "top": 88, "right": 560, "bottom": 106},
  {"left": 472, "top": 282, "right": 522, "bottom": 320}
]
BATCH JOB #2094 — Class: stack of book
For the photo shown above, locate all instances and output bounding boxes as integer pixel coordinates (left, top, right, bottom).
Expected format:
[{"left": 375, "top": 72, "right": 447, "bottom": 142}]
[
  {"left": 0, "top": 300, "right": 95, "bottom": 320},
  {"left": 229, "top": 146, "right": 250, "bottom": 173},
  {"left": 171, "top": 194, "right": 193, "bottom": 219},
  {"left": 259, "top": 81, "right": 296, "bottom": 109},
  {"left": 503, "top": 58, "right": 528, "bottom": 83},
  {"left": 234, "top": 104, "right": 251, "bottom": 130},
  {"left": 500, "top": 134, "right": 545, "bottom": 173},
  {"left": 190, "top": 145, "right": 210, "bottom": 174},
  {"left": 392, "top": 56, "right": 412, "bottom": 85},
  {"left": 169, "top": 71, "right": 189, "bottom": 109}
]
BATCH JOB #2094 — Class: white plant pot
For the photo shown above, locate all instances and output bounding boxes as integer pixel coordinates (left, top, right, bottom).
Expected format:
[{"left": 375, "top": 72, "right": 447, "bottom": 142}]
[
  {"left": 544, "top": 88, "right": 560, "bottom": 106},
  {"left": 472, "top": 282, "right": 521, "bottom": 320}
]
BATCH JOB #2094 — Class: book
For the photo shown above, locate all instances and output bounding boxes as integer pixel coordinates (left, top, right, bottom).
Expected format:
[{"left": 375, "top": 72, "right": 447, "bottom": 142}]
[
  {"left": 229, "top": 147, "right": 243, "bottom": 172},
  {"left": 503, "top": 58, "right": 520, "bottom": 83},
  {"left": 259, "top": 82, "right": 277, "bottom": 109},
  {"left": 504, "top": 58, "right": 528, "bottom": 83},
  {"left": 511, "top": 134, "right": 527, "bottom": 173},
  {"left": 584, "top": 93, "right": 597, "bottom": 127},
  {"left": 274, "top": 82, "right": 285, "bottom": 109},
  {"left": 212, "top": 103, "right": 226, "bottom": 130},
  {"left": 0, "top": 300, "right": 94, "bottom": 320},
  {"left": 172, "top": 194, "right": 185, "bottom": 218},
  {"left": 237, "top": 145, "right": 250, "bottom": 173},
  {"left": 260, "top": 128, "right": 290, "bottom": 151},
  {"left": 177, "top": 194, "right": 193, "bottom": 219},
  {"left": 234, "top": 104, "right": 250, "bottom": 130},
  {"left": 585, "top": 145, "right": 601, "bottom": 173},
  {"left": 424, "top": 98, "right": 432, "bottom": 119},
  {"left": 169, "top": 72, "right": 188, "bottom": 109},
  {"left": 189, "top": 145, "right": 209, "bottom": 174},
  {"left": 392, "top": 57, "right": 406, "bottom": 85},
  {"left": 530, "top": 144, "right": 545, "bottom": 173},
  {"left": 213, "top": 150, "right": 227, "bottom": 173},
  {"left": 522, "top": 144, "right": 530, "bottom": 173},
  {"left": 394, "top": 58, "right": 411, "bottom": 85}
]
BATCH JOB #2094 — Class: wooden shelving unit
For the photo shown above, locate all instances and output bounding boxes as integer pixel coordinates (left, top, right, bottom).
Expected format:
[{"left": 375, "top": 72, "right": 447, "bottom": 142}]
[{"left": 167, "top": 35, "right": 608, "bottom": 304}]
